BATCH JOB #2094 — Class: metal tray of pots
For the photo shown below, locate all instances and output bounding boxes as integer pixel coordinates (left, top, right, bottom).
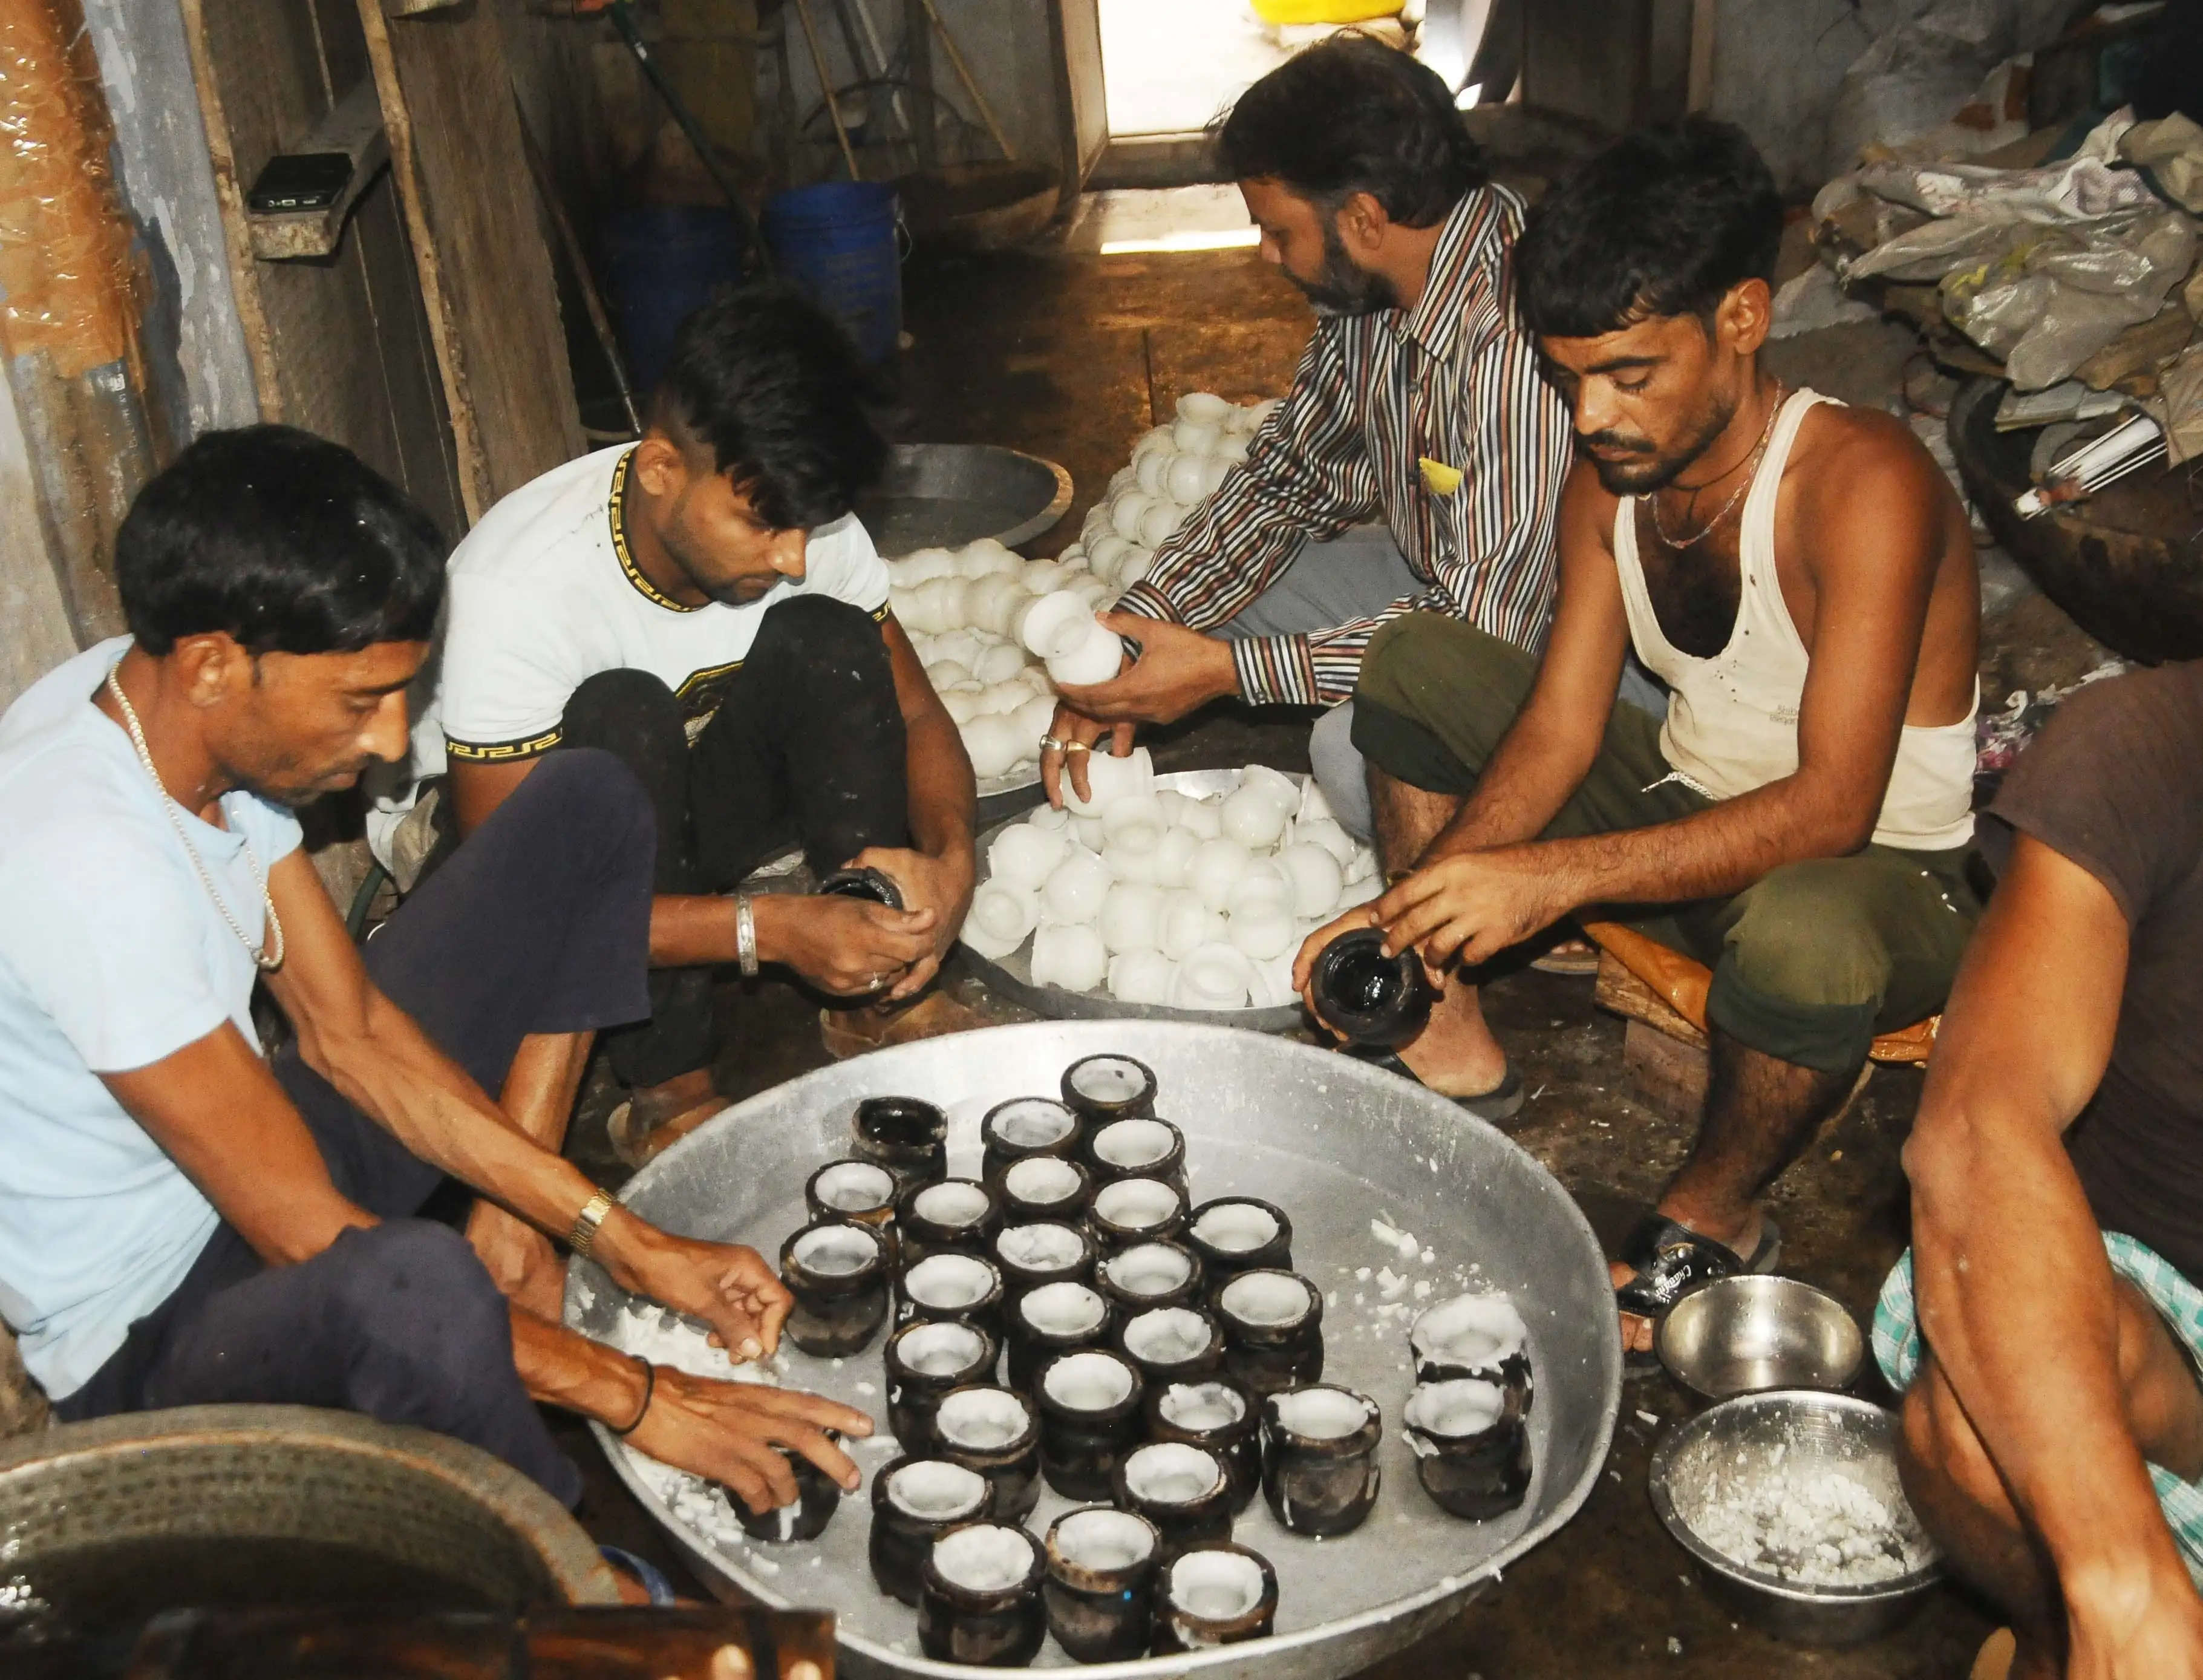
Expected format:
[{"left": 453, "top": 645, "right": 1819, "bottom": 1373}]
[{"left": 566, "top": 1020, "right": 1621, "bottom": 1679}]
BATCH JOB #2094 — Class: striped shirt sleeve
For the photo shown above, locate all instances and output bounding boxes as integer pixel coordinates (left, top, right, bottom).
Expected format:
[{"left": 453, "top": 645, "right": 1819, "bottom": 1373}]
[{"left": 1114, "top": 325, "right": 1381, "bottom": 705}]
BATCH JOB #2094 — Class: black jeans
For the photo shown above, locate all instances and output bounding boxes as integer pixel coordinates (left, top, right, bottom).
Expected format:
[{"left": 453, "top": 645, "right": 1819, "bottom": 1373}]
[
  {"left": 53, "top": 750, "right": 657, "bottom": 1508},
  {"left": 559, "top": 593, "right": 912, "bottom": 1088}
]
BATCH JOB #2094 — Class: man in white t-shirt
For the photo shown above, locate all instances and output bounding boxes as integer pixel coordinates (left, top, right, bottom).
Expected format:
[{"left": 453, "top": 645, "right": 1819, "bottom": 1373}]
[
  {"left": 400, "top": 286, "right": 977, "bottom": 1159},
  {"left": 0, "top": 427, "right": 867, "bottom": 1515}
]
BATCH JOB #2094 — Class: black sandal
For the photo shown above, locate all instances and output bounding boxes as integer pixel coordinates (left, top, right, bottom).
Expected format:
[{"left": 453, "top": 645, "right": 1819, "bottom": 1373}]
[
  {"left": 1348, "top": 1047, "right": 1524, "bottom": 1122},
  {"left": 1613, "top": 1212, "right": 1782, "bottom": 1368}
]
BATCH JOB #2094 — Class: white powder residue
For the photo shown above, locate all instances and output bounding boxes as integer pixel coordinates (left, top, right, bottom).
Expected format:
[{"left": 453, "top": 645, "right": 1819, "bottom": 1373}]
[{"left": 1682, "top": 1460, "right": 1934, "bottom": 1587}]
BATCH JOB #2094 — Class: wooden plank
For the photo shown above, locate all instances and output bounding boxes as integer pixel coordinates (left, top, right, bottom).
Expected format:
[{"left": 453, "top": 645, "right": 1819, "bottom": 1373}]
[
  {"left": 357, "top": 0, "right": 582, "bottom": 519},
  {"left": 245, "top": 77, "right": 390, "bottom": 262}
]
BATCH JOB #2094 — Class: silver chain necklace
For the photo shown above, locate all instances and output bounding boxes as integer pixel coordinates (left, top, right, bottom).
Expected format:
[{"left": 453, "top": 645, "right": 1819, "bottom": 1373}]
[
  {"left": 103, "top": 664, "right": 286, "bottom": 972},
  {"left": 1650, "top": 382, "right": 1785, "bottom": 549}
]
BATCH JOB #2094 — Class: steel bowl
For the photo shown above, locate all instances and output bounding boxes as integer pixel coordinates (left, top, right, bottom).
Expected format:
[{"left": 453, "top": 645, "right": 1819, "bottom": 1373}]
[
  {"left": 1657, "top": 1275, "right": 1865, "bottom": 1404},
  {"left": 1648, "top": 1390, "right": 1941, "bottom": 1646},
  {"left": 855, "top": 442, "right": 1073, "bottom": 555}
]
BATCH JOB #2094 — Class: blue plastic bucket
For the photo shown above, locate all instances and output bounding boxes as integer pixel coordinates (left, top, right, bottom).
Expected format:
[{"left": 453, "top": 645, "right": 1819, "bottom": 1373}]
[
  {"left": 762, "top": 181, "right": 902, "bottom": 362},
  {"left": 598, "top": 206, "right": 748, "bottom": 397}
]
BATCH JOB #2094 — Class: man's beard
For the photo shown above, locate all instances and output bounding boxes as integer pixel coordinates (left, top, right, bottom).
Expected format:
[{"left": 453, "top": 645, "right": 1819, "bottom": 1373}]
[
  {"left": 662, "top": 519, "right": 782, "bottom": 607},
  {"left": 1578, "top": 385, "right": 1738, "bottom": 497},
  {"left": 1287, "top": 221, "right": 1400, "bottom": 318},
  {"left": 229, "top": 753, "right": 371, "bottom": 808}
]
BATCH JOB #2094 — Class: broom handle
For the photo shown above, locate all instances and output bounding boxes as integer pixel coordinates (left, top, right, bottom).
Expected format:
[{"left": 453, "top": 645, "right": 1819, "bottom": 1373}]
[
  {"left": 913, "top": 0, "right": 1016, "bottom": 162},
  {"left": 792, "top": 0, "right": 865, "bottom": 180}
]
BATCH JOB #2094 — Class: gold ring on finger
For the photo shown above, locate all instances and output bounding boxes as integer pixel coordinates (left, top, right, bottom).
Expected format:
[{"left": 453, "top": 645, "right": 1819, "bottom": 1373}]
[{"left": 1064, "top": 740, "right": 1091, "bottom": 754}]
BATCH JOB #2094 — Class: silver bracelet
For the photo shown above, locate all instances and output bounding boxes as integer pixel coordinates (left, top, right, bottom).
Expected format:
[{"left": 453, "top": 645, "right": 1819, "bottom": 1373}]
[{"left": 736, "top": 892, "right": 759, "bottom": 978}]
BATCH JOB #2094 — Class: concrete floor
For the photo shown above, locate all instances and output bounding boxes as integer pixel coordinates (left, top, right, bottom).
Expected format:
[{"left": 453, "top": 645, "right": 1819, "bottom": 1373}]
[{"left": 563, "top": 215, "right": 2121, "bottom": 1676}]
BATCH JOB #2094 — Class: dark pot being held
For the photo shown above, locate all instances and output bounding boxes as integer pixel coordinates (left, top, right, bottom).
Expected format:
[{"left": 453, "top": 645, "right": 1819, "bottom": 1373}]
[
  {"left": 898, "top": 1177, "right": 1000, "bottom": 1268},
  {"left": 932, "top": 1385, "right": 1042, "bottom": 1522},
  {"left": 820, "top": 865, "right": 904, "bottom": 909},
  {"left": 885, "top": 1319, "right": 999, "bottom": 1447},
  {"left": 918, "top": 1521, "right": 1047, "bottom": 1667},
  {"left": 1043, "top": 1506, "right": 1161, "bottom": 1664},
  {"left": 1215, "top": 1268, "right": 1325, "bottom": 1397},
  {"left": 1151, "top": 1543, "right": 1279, "bottom": 1653},
  {"left": 778, "top": 1220, "right": 890, "bottom": 1358},
  {"left": 1145, "top": 1378, "right": 1261, "bottom": 1515},
  {"left": 1033, "top": 1348, "right": 1145, "bottom": 1501},
  {"left": 1307, "top": 926, "right": 1434, "bottom": 1048},
  {"left": 1186, "top": 1197, "right": 1293, "bottom": 1277},
  {"left": 1403, "top": 1378, "right": 1532, "bottom": 1520},
  {"left": 1112, "top": 1440, "right": 1233, "bottom": 1560},
  {"left": 850, "top": 1094, "right": 948, "bottom": 1194},
  {"left": 1261, "top": 1385, "right": 1383, "bottom": 1537},
  {"left": 868, "top": 1457, "right": 994, "bottom": 1606},
  {"left": 1006, "top": 1280, "right": 1113, "bottom": 1393},
  {"left": 1089, "top": 1176, "right": 1186, "bottom": 1252},
  {"left": 735, "top": 1433, "right": 844, "bottom": 1544}
]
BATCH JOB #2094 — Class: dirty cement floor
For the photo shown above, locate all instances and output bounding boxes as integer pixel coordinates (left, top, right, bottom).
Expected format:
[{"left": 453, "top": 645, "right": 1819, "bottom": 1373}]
[{"left": 560, "top": 226, "right": 2115, "bottom": 1678}]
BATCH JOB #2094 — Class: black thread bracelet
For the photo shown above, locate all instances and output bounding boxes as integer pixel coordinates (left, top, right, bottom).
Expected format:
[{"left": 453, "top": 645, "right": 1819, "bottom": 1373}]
[{"left": 613, "top": 1353, "right": 656, "bottom": 1436}]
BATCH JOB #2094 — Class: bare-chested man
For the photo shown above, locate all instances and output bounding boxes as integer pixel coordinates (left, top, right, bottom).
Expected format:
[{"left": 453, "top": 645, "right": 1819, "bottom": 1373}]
[{"left": 1294, "top": 119, "right": 1983, "bottom": 1354}]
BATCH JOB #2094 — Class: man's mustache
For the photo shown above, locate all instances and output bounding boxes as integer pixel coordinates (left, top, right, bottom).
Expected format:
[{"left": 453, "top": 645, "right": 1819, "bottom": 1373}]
[{"left": 1578, "top": 431, "right": 1656, "bottom": 456}]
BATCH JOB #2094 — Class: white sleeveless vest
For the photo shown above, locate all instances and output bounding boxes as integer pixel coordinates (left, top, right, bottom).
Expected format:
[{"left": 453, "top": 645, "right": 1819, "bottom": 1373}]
[{"left": 1611, "top": 388, "right": 1976, "bottom": 852}]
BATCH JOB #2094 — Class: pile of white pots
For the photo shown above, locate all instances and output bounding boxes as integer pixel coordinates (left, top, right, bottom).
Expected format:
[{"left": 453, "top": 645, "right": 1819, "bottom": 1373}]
[
  {"left": 958, "top": 750, "right": 1382, "bottom": 1012},
  {"left": 890, "top": 391, "right": 1277, "bottom": 788}
]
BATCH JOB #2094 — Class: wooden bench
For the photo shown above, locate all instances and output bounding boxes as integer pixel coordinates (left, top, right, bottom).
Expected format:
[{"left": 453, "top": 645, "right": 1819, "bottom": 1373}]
[{"left": 1583, "top": 919, "right": 1937, "bottom": 1120}]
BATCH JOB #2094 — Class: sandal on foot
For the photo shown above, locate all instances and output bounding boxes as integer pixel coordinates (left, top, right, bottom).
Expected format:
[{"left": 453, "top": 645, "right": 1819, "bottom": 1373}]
[
  {"left": 1529, "top": 933, "right": 1601, "bottom": 977},
  {"left": 1349, "top": 1047, "right": 1524, "bottom": 1123},
  {"left": 1613, "top": 1211, "right": 1782, "bottom": 1368}
]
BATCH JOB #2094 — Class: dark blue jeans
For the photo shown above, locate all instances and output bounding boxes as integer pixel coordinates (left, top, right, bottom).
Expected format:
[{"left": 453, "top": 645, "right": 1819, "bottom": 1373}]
[{"left": 54, "top": 750, "right": 656, "bottom": 1507}]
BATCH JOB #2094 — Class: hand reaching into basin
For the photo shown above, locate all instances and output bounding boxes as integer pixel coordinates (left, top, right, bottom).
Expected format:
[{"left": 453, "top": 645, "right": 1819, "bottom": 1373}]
[
  {"left": 630, "top": 1369, "right": 874, "bottom": 1515},
  {"left": 612, "top": 1229, "right": 794, "bottom": 1364}
]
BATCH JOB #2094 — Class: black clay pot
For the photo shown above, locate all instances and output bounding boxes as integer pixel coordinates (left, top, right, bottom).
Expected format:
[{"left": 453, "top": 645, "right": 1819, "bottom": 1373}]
[
  {"left": 819, "top": 865, "right": 904, "bottom": 909},
  {"left": 1403, "top": 1379, "right": 1533, "bottom": 1520},
  {"left": 1185, "top": 1197, "right": 1294, "bottom": 1278},
  {"left": 896, "top": 1251, "right": 1007, "bottom": 1347},
  {"left": 735, "top": 1433, "right": 844, "bottom": 1544},
  {"left": 898, "top": 1177, "right": 1002, "bottom": 1269},
  {"left": 1408, "top": 1292, "right": 1535, "bottom": 1412},
  {"left": 918, "top": 1521, "right": 1047, "bottom": 1667},
  {"left": 1150, "top": 1543, "right": 1279, "bottom": 1653},
  {"left": 993, "top": 1221, "right": 1094, "bottom": 1304},
  {"left": 1043, "top": 1506, "right": 1161, "bottom": 1664},
  {"left": 869, "top": 1456, "right": 994, "bottom": 1607},
  {"left": 1115, "top": 1306, "right": 1224, "bottom": 1389},
  {"left": 1145, "top": 1377, "right": 1261, "bottom": 1515},
  {"left": 1059, "top": 1053, "right": 1158, "bottom": 1137},
  {"left": 1307, "top": 926, "right": 1434, "bottom": 1048},
  {"left": 885, "top": 1319, "right": 999, "bottom": 1447},
  {"left": 803, "top": 1158, "right": 899, "bottom": 1231},
  {"left": 1096, "top": 1239, "right": 1204, "bottom": 1317},
  {"left": 1005, "top": 1280, "right": 1114, "bottom": 1393},
  {"left": 850, "top": 1094, "right": 948, "bottom": 1195},
  {"left": 979, "top": 1096, "right": 1082, "bottom": 1184},
  {"left": 1089, "top": 1176, "right": 1186, "bottom": 1252},
  {"left": 996, "top": 1155, "right": 1093, "bottom": 1226},
  {"left": 1112, "top": 1440, "right": 1234, "bottom": 1560},
  {"left": 1261, "top": 1385, "right": 1383, "bottom": 1538},
  {"left": 1214, "top": 1268, "right": 1325, "bottom": 1397},
  {"left": 1033, "top": 1348, "right": 1146, "bottom": 1501},
  {"left": 778, "top": 1220, "right": 890, "bottom": 1357},
  {"left": 1086, "top": 1117, "right": 1189, "bottom": 1201},
  {"left": 931, "top": 1384, "right": 1043, "bottom": 1523}
]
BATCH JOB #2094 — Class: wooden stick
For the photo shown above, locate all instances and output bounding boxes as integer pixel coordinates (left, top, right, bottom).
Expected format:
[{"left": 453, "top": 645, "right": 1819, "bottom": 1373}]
[
  {"left": 914, "top": 0, "right": 1016, "bottom": 162},
  {"left": 791, "top": 0, "right": 863, "bottom": 180}
]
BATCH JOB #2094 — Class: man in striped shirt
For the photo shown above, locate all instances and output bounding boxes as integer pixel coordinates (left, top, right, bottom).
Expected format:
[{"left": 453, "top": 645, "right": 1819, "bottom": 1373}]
[{"left": 1042, "top": 37, "right": 1575, "bottom": 835}]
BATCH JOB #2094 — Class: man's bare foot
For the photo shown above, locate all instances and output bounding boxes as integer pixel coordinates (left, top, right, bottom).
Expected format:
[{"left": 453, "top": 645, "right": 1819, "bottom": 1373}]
[
  {"left": 467, "top": 1202, "right": 566, "bottom": 1321},
  {"left": 1391, "top": 976, "right": 1511, "bottom": 1098},
  {"left": 1609, "top": 1204, "right": 1766, "bottom": 1356},
  {"left": 608, "top": 1067, "right": 726, "bottom": 1168}
]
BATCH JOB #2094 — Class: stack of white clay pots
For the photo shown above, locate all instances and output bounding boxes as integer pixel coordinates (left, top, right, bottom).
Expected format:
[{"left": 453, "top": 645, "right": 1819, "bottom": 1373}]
[
  {"left": 958, "top": 748, "right": 1382, "bottom": 1012},
  {"left": 890, "top": 391, "right": 1277, "bottom": 788}
]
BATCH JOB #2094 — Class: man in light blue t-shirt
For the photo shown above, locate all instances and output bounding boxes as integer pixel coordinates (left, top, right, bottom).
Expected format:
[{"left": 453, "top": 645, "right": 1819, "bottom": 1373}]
[{"left": 0, "top": 426, "right": 867, "bottom": 1514}]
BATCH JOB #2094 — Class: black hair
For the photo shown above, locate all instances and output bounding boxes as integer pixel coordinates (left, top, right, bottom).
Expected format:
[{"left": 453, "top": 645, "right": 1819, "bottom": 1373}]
[
  {"left": 1217, "top": 33, "right": 1485, "bottom": 227},
  {"left": 116, "top": 424, "right": 445, "bottom": 658},
  {"left": 651, "top": 282, "right": 889, "bottom": 531},
  {"left": 1516, "top": 117, "right": 1784, "bottom": 341}
]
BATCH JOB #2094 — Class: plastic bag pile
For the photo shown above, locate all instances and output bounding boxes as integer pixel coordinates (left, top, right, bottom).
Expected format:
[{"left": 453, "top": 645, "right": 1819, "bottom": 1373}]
[{"left": 960, "top": 750, "right": 1382, "bottom": 1013}]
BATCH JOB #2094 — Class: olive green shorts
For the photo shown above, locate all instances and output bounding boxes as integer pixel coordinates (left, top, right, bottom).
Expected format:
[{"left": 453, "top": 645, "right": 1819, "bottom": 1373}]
[{"left": 1352, "top": 615, "right": 1982, "bottom": 1073}]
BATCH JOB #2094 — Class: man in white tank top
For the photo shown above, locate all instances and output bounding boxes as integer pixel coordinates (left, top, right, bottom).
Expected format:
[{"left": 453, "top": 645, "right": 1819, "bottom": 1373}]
[{"left": 1293, "top": 121, "right": 1983, "bottom": 1357}]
